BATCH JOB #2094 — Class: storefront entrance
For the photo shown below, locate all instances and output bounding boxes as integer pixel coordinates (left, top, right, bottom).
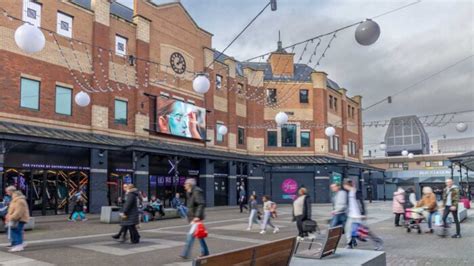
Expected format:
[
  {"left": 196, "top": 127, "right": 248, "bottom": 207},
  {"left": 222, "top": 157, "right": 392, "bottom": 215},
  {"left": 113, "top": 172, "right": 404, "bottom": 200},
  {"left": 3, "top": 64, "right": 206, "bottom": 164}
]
[
  {"left": 214, "top": 175, "right": 228, "bottom": 206},
  {"left": 3, "top": 168, "right": 89, "bottom": 216},
  {"left": 107, "top": 172, "right": 133, "bottom": 206}
]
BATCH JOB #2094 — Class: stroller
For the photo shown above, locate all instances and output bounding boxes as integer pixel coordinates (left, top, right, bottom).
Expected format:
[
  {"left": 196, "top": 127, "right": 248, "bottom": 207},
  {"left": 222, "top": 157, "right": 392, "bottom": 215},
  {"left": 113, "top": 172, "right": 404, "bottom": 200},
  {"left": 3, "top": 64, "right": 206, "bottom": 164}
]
[{"left": 404, "top": 207, "right": 425, "bottom": 234}]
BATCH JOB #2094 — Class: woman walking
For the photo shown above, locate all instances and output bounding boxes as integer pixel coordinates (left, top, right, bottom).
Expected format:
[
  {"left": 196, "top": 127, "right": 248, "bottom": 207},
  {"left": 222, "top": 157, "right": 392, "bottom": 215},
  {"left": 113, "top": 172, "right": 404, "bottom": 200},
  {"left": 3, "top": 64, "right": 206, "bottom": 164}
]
[
  {"left": 416, "top": 186, "right": 437, "bottom": 233},
  {"left": 120, "top": 184, "right": 141, "bottom": 244},
  {"left": 292, "top": 187, "right": 312, "bottom": 240},
  {"left": 259, "top": 195, "right": 279, "bottom": 234},
  {"left": 246, "top": 195, "right": 260, "bottom": 231},
  {"left": 6, "top": 190, "right": 30, "bottom": 252},
  {"left": 392, "top": 187, "right": 405, "bottom": 227}
]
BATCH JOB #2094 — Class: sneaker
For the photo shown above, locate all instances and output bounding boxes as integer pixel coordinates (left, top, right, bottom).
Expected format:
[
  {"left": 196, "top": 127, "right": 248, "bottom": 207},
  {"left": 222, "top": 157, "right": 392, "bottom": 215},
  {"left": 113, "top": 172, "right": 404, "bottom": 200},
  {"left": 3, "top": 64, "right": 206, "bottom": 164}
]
[
  {"left": 451, "top": 234, "right": 462, "bottom": 238},
  {"left": 8, "top": 245, "right": 24, "bottom": 252},
  {"left": 273, "top": 227, "right": 280, "bottom": 234},
  {"left": 246, "top": 227, "right": 251, "bottom": 231},
  {"left": 259, "top": 230, "right": 266, "bottom": 234},
  {"left": 296, "top": 236, "right": 304, "bottom": 241},
  {"left": 374, "top": 245, "right": 384, "bottom": 251},
  {"left": 82, "top": 219, "right": 88, "bottom": 222}
]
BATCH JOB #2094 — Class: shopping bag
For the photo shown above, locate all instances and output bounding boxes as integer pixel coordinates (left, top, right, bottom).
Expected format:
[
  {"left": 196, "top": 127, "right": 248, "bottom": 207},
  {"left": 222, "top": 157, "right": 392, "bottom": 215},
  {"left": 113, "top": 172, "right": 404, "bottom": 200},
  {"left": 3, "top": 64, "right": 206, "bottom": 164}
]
[
  {"left": 351, "top": 223, "right": 360, "bottom": 237},
  {"left": 434, "top": 212, "right": 442, "bottom": 226},
  {"left": 193, "top": 222, "right": 208, "bottom": 239},
  {"left": 357, "top": 224, "right": 369, "bottom": 241}
]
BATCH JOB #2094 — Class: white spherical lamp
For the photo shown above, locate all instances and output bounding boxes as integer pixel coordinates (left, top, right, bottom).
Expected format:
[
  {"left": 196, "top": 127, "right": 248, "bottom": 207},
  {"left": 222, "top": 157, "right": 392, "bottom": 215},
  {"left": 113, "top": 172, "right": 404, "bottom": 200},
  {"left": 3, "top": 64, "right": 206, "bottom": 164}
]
[
  {"left": 218, "top": 125, "right": 228, "bottom": 135},
  {"left": 325, "top": 126, "right": 336, "bottom": 137},
  {"left": 408, "top": 153, "right": 414, "bottom": 159},
  {"left": 275, "top": 112, "right": 288, "bottom": 125},
  {"left": 14, "top": 23, "right": 46, "bottom": 54},
  {"left": 75, "top": 91, "right": 90, "bottom": 107},
  {"left": 456, "top": 122, "right": 468, "bottom": 132},
  {"left": 401, "top": 150, "right": 409, "bottom": 157},
  {"left": 379, "top": 142, "right": 387, "bottom": 151},
  {"left": 355, "top": 19, "right": 381, "bottom": 46},
  {"left": 192, "top": 74, "right": 210, "bottom": 94}
]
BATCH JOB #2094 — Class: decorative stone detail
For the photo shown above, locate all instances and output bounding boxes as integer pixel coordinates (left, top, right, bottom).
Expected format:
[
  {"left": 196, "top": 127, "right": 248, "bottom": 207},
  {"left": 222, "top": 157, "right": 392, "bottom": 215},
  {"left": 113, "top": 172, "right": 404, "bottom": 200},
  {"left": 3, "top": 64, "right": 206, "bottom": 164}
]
[
  {"left": 228, "top": 133, "right": 237, "bottom": 149},
  {"left": 213, "top": 95, "right": 228, "bottom": 112},
  {"left": 314, "top": 138, "right": 328, "bottom": 154},
  {"left": 224, "top": 58, "right": 236, "bottom": 78},
  {"left": 203, "top": 48, "right": 214, "bottom": 70},
  {"left": 91, "top": 105, "right": 109, "bottom": 129},
  {"left": 108, "top": 62, "right": 137, "bottom": 87},
  {"left": 206, "top": 129, "right": 214, "bottom": 145},
  {"left": 311, "top": 71, "right": 327, "bottom": 89},
  {"left": 243, "top": 68, "right": 264, "bottom": 87},
  {"left": 327, "top": 112, "right": 341, "bottom": 125},
  {"left": 236, "top": 103, "right": 247, "bottom": 117},
  {"left": 0, "top": 26, "right": 92, "bottom": 73},
  {"left": 133, "top": 16, "right": 150, "bottom": 43},
  {"left": 247, "top": 137, "right": 264, "bottom": 153},
  {"left": 135, "top": 113, "right": 149, "bottom": 137},
  {"left": 264, "top": 108, "right": 313, "bottom": 121},
  {"left": 343, "top": 144, "right": 348, "bottom": 157},
  {"left": 92, "top": 0, "right": 110, "bottom": 26}
]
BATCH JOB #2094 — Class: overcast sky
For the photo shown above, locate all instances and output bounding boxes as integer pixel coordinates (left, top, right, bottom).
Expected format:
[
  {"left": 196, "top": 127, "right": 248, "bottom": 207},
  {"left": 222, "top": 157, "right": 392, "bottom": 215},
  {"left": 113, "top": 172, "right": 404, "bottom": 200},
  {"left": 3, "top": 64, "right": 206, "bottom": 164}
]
[{"left": 118, "top": 0, "right": 473, "bottom": 152}]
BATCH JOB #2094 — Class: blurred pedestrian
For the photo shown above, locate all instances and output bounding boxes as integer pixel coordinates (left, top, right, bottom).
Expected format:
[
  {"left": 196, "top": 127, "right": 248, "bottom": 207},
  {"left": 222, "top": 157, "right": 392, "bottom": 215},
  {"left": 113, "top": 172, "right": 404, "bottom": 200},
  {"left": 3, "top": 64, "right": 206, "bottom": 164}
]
[
  {"left": 246, "top": 194, "right": 260, "bottom": 231},
  {"left": 416, "top": 186, "right": 437, "bottom": 233},
  {"left": 292, "top": 187, "right": 312, "bottom": 240},
  {"left": 5, "top": 190, "right": 30, "bottom": 252},
  {"left": 343, "top": 179, "right": 383, "bottom": 250},
  {"left": 260, "top": 195, "right": 279, "bottom": 234},
  {"left": 180, "top": 178, "right": 209, "bottom": 259},
  {"left": 239, "top": 186, "right": 248, "bottom": 213},
  {"left": 330, "top": 183, "right": 347, "bottom": 228},
  {"left": 70, "top": 197, "right": 87, "bottom": 222},
  {"left": 442, "top": 179, "right": 461, "bottom": 238},
  {"left": 171, "top": 193, "right": 188, "bottom": 218},
  {"left": 392, "top": 187, "right": 405, "bottom": 227}
]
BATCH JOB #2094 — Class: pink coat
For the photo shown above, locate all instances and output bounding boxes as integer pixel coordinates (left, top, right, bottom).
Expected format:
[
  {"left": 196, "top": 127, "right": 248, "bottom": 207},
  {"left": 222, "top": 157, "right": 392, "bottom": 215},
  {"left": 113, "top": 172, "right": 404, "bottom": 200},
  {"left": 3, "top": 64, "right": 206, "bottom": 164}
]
[{"left": 392, "top": 191, "right": 405, "bottom": 214}]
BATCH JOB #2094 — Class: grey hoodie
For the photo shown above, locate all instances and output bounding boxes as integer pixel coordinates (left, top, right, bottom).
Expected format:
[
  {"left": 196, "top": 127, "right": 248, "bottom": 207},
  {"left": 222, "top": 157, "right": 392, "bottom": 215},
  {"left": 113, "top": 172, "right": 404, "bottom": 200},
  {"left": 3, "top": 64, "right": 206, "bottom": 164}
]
[{"left": 332, "top": 190, "right": 348, "bottom": 214}]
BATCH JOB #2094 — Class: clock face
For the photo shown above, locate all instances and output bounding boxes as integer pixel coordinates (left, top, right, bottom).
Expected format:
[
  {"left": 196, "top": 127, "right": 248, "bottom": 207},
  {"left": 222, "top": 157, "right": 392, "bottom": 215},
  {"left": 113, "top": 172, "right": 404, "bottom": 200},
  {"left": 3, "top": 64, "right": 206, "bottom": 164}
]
[{"left": 170, "top": 52, "right": 186, "bottom": 74}]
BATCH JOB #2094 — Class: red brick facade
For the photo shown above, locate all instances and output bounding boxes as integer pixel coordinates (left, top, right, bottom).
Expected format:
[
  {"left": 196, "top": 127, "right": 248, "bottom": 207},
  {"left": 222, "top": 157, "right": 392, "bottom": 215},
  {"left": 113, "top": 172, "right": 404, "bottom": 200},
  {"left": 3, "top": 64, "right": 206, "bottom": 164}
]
[{"left": 0, "top": 0, "right": 363, "bottom": 162}]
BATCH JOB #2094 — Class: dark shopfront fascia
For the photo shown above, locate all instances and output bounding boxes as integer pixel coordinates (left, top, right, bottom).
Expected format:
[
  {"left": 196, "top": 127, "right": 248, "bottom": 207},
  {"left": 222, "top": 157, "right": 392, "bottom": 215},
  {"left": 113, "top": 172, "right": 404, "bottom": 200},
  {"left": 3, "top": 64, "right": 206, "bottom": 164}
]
[
  {"left": 264, "top": 157, "right": 382, "bottom": 204},
  {"left": 1, "top": 142, "right": 91, "bottom": 216}
]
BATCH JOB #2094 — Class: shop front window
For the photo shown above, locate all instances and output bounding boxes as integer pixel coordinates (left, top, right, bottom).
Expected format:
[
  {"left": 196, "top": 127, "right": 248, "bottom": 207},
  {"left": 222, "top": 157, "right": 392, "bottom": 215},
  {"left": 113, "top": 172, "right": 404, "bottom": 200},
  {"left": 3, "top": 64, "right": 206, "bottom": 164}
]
[{"left": 281, "top": 124, "right": 297, "bottom": 147}]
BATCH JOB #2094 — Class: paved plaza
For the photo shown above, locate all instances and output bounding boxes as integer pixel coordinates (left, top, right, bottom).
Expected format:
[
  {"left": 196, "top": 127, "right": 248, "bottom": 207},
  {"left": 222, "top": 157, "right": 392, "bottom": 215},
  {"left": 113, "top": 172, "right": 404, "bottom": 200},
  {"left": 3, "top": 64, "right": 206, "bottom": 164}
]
[{"left": 0, "top": 202, "right": 472, "bottom": 266}]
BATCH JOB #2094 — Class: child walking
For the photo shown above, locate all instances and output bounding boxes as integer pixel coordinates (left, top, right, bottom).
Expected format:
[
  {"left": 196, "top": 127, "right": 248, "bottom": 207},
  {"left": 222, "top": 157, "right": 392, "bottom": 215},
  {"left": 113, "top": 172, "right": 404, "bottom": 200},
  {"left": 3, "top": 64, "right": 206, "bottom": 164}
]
[
  {"left": 260, "top": 195, "right": 279, "bottom": 234},
  {"left": 246, "top": 195, "right": 260, "bottom": 231}
]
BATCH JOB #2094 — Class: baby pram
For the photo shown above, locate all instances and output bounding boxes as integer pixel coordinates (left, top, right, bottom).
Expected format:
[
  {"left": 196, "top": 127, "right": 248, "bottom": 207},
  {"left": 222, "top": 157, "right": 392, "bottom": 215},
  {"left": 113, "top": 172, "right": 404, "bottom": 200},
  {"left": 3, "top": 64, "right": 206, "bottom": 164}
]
[{"left": 405, "top": 207, "right": 425, "bottom": 234}]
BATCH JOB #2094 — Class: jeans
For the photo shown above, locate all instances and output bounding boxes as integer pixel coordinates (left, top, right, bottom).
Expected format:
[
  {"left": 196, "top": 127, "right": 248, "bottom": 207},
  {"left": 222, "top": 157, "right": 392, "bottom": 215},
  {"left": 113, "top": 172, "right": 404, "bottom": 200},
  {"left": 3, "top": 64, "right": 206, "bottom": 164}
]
[
  {"left": 72, "top": 211, "right": 86, "bottom": 220},
  {"left": 295, "top": 215, "right": 306, "bottom": 237},
  {"left": 177, "top": 206, "right": 188, "bottom": 218},
  {"left": 427, "top": 211, "right": 436, "bottom": 229},
  {"left": 10, "top": 222, "right": 25, "bottom": 246},
  {"left": 248, "top": 209, "right": 259, "bottom": 228},
  {"left": 330, "top": 213, "right": 347, "bottom": 228},
  {"left": 345, "top": 217, "right": 360, "bottom": 244},
  {"left": 181, "top": 224, "right": 209, "bottom": 258},
  {"left": 239, "top": 200, "right": 248, "bottom": 213},
  {"left": 442, "top": 206, "right": 460, "bottom": 235},
  {"left": 261, "top": 211, "right": 276, "bottom": 231}
]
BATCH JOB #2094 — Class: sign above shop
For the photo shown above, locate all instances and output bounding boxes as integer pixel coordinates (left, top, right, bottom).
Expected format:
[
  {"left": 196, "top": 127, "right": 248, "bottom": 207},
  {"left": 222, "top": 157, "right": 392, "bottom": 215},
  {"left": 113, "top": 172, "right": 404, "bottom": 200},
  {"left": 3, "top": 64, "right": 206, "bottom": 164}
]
[{"left": 21, "top": 163, "right": 90, "bottom": 171}]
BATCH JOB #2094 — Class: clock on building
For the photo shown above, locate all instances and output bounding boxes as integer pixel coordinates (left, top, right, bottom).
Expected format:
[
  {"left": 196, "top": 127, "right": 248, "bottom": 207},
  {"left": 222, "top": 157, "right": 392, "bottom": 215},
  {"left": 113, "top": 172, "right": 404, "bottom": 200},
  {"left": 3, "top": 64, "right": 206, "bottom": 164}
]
[{"left": 170, "top": 52, "right": 186, "bottom": 74}]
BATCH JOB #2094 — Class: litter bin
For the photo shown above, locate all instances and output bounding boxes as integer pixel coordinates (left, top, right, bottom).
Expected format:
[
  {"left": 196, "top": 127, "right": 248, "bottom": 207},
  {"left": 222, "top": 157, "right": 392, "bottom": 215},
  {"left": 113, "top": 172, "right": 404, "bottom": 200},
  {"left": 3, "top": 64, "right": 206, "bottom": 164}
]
[{"left": 100, "top": 206, "right": 121, "bottom": 224}]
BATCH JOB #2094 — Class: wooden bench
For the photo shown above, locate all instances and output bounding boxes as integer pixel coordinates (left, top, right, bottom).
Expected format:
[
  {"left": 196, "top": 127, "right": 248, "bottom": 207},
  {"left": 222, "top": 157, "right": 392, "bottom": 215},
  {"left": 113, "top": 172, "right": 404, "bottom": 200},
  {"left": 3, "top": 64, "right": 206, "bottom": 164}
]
[
  {"left": 293, "top": 226, "right": 343, "bottom": 259},
  {"left": 193, "top": 236, "right": 297, "bottom": 266}
]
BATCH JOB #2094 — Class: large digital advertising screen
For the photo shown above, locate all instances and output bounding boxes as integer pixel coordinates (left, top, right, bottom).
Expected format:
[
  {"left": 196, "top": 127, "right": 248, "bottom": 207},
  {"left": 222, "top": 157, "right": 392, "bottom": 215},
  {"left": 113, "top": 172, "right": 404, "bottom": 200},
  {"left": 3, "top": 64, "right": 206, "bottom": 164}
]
[{"left": 156, "top": 97, "right": 206, "bottom": 140}]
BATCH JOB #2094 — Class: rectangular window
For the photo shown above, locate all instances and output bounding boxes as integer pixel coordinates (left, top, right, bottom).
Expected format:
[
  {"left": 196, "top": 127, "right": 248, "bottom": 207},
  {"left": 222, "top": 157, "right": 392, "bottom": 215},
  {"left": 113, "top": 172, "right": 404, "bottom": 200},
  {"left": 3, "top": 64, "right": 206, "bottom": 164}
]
[
  {"left": 352, "top": 107, "right": 355, "bottom": 118},
  {"left": 329, "top": 135, "right": 340, "bottom": 151},
  {"left": 55, "top": 86, "right": 72, "bottom": 115},
  {"left": 20, "top": 78, "right": 40, "bottom": 110},
  {"left": 301, "top": 131, "right": 310, "bottom": 147},
  {"left": 403, "top": 162, "right": 409, "bottom": 170},
  {"left": 267, "top": 130, "right": 277, "bottom": 147},
  {"left": 238, "top": 127, "right": 245, "bottom": 145},
  {"left": 348, "top": 141, "right": 357, "bottom": 155},
  {"left": 299, "top": 89, "right": 309, "bottom": 103},
  {"left": 334, "top": 98, "right": 338, "bottom": 111},
  {"left": 281, "top": 124, "right": 297, "bottom": 147},
  {"left": 23, "top": 0, "right": 41, "bottom": 27},
  {"left": 115, "top": 35, "right": 127, "bottom": 56},
  {"left": 347, "top": 105, "right": 352, "bottom": 118},
  {"left": 57, "top": 12, "right": 73, "bottom": 38},
  {"left": 266, "top": 88, "right": 277, "bottom": 104},
  {"left": 216, "top": 75, "right": 222, "bottom": 90},
  {"left": 329, "top": 95, "right": 333, "bottom": 109},
  {"left": 114, "top": 99, "right": 128, "bottom": 125},
  {"left": 216, "top": 123, "right": 224, "bottom": 142}
]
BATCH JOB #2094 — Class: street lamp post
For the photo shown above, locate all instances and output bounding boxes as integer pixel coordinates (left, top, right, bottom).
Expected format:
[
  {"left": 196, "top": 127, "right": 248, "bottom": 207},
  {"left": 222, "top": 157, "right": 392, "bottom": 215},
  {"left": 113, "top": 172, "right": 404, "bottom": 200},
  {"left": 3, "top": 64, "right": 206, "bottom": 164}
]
[{"left": 383, "top": 172, "right": 387, "bottom": 201}]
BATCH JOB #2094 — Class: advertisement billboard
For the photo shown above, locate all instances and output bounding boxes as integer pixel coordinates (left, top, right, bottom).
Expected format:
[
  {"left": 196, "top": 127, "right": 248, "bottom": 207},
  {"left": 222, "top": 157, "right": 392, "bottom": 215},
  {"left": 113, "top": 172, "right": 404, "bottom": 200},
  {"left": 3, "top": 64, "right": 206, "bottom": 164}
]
[{"left": 156, "top": 97, "right": 206, "bottom": 140}]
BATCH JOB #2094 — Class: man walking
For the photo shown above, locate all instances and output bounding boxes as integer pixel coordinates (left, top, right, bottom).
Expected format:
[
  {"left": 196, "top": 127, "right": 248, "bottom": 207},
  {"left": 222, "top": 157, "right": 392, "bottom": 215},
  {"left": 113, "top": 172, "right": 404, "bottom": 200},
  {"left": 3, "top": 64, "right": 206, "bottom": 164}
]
[
  {"left": 442, "top": 179, "right": 461, "bottom": 238},
  {"left": 118, "top": 184, "right": 140, "bottom": 244},
  {"left": 180, "top": 178, "right": 209, "bottom": 259},
  {"left": 330, "top": 183, "right": 347, "bottom": 228},
  {"left": 239, "top": 186, "right": 248, "bottom": 213}
]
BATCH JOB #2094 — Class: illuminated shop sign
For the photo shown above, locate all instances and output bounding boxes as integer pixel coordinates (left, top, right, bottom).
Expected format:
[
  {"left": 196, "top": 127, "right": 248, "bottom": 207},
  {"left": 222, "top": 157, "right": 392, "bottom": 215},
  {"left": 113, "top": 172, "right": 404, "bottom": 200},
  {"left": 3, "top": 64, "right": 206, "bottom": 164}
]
[{"left": 281, "top": 178, "right": 298, "bottom": 200}]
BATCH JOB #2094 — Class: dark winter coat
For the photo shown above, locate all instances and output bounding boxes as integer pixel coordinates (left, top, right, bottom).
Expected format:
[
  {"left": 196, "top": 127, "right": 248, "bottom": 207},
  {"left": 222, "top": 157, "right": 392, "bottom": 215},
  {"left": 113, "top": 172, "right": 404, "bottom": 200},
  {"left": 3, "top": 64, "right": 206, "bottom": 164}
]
[
  {"left": 121, "top": 188, "right": 140, "bottom": 226},
  {"left": 186, "top": 186, "right": 205, "bottom": 222}
]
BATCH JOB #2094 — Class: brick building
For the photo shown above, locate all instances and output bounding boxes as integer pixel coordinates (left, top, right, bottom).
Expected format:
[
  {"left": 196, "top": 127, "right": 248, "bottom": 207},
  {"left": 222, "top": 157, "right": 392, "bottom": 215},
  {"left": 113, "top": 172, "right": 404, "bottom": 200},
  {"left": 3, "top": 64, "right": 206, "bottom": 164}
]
[{"left": 0, "top": 0, "right": 375, "bottom": 215}]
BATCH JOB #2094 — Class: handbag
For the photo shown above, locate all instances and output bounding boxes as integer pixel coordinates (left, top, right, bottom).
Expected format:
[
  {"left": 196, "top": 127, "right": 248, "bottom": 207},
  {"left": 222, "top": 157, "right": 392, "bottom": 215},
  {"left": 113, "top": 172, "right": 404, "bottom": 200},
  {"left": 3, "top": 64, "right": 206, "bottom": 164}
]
[
  {"left": 302, "top": 219, "right": 318, "bottom": 233},
  {"left": 194, "top": 222, "right": 208, "bottom": 239}
]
